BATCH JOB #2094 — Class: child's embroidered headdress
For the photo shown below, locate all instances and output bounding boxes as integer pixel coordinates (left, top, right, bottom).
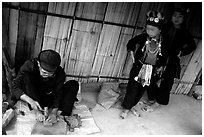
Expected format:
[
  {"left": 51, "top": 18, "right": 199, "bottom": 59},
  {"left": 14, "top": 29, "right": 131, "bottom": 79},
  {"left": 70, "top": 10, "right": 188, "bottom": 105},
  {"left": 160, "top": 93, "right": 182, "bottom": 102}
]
[{"left": 146, "top": 10, "right": 164, "bottom": 29}]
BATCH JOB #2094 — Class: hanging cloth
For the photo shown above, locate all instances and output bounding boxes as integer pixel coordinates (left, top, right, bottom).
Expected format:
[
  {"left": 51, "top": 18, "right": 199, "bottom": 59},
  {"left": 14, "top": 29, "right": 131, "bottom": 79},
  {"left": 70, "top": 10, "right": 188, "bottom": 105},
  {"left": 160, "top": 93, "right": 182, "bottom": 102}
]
[{"left": 134, "top": 64, "right": 153, "bottom": 87}]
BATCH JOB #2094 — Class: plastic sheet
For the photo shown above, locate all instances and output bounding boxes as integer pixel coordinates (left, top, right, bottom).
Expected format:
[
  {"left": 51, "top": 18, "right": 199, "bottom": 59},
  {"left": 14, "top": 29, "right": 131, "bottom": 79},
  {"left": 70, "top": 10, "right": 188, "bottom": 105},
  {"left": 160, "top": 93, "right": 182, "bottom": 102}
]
[
  {"left": 2, "top": 108, "right": 15, "bottom": 129},
  {"left": 67, "top": 103, "right": 100, "bottom": 135},
  {"left": 5, "top": 101, "right": 36, "bottom": 135},
  {"left": 31, "top": 120, "right": 67, "bottom": 135},
  {"left": 5, "top": 100, "right": 100, "bottom": 135}
]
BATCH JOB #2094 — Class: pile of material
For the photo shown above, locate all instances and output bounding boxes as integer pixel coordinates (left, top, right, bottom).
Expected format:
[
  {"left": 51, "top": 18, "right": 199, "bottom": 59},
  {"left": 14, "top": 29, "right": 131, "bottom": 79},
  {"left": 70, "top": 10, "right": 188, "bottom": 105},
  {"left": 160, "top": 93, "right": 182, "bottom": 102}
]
[{"left": 4, "top": 101, "right": 100, "bottom": 135}]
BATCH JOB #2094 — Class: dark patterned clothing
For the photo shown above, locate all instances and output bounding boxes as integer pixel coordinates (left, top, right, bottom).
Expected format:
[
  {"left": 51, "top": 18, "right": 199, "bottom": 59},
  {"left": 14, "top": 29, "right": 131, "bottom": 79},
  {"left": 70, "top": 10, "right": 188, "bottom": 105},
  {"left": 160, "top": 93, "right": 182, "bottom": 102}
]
[
  {"left": 12, "top": 58, "right": 79, "bottom": 115},
  {"left": 122, "top": 33, "right": 168, "bottom": 109},
  {"left": 162, "top": 22, "right": 196, "bottom": 79},
  {"left": 146, "top": 22, "right": 196, "bottom": 105}
]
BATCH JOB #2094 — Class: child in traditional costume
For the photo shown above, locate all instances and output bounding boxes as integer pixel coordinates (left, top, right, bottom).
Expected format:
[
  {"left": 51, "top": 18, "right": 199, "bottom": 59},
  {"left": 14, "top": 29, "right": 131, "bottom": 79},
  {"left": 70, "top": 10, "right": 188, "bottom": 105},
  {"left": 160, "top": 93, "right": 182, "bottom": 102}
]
[
  {"left": 120, "top": 10, "right": 167, "bottom": 119},
  {"left": 142, "top": 8, "right": 196, "bottom": 112}
]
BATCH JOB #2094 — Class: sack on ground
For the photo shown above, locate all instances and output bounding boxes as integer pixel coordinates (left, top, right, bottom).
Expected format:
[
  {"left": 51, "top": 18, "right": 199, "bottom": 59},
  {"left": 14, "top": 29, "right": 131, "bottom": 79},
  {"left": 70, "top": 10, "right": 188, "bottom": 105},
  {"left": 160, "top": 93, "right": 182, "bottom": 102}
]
[{"left": 97, "top": 82, "right": 120, "bottom": 109}]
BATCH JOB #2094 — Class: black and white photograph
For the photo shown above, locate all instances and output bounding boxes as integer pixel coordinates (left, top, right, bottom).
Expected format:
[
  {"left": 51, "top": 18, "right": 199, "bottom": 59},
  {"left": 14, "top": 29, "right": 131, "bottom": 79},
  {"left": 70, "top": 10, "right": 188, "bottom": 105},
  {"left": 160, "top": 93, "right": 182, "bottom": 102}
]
[{"left": 2, "top": 1, "right": 202, "bottom": 135}]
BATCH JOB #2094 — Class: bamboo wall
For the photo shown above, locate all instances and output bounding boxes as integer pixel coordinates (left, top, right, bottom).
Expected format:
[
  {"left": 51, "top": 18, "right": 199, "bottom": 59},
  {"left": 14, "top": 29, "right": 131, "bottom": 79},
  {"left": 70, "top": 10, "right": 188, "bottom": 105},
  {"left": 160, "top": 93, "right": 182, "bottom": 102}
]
[{"left": 2, "top": 2, "right": 202, "bottom": 95}]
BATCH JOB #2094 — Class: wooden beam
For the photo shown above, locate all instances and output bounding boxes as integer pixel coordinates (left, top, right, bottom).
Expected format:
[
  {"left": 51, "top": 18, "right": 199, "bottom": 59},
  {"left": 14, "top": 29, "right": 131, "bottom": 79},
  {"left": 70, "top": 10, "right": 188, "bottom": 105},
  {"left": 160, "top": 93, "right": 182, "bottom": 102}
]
[{"left": 66, "top": 74, "right": 129, "bottom": 80}]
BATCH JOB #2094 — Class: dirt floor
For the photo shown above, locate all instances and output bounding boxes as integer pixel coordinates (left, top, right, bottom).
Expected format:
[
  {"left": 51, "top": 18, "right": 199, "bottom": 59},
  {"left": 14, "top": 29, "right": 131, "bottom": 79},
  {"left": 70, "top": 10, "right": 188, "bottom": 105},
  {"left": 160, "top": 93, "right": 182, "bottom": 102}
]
[
  {"left": 4, "top": 82, "right": 202, "bottom": 135},
  {"left": 81, "top": 82, "right": 202, "bottom": 135}
]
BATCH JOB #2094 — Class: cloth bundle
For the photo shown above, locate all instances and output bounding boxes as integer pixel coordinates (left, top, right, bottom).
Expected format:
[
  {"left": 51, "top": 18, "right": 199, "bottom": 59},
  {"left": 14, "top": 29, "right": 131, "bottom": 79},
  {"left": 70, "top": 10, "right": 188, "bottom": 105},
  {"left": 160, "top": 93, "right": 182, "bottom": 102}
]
[
  {"left": 97, "top": 82, "right": 120, "bottom": 109},
  {"left": 134, "top": 64, "right": 153, "bottom": 87}
]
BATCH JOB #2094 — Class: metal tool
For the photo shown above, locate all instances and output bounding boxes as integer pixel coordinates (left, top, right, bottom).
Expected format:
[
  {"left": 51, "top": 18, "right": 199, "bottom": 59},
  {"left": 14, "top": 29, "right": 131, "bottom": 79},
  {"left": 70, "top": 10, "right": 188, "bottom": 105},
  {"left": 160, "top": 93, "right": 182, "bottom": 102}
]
[{"left": 44, "top": 107, "right": 48, "bottom": 119}]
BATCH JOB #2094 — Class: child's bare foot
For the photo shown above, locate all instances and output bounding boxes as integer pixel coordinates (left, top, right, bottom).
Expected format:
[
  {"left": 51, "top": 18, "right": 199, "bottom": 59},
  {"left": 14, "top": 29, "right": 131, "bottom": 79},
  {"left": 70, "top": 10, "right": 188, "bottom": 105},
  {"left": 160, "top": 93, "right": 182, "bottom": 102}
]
[
  {"left": 142, "top": 100, "right": 156, "bottom": 106},
  {"left": 120, "top": 109, "right": 129, "bottom": 119},
  {"left": 131, "top": 108, "right": 140, "bottom": 117},
  {"left": 141, "top": 102, "right": 161, "bottom": 112}
]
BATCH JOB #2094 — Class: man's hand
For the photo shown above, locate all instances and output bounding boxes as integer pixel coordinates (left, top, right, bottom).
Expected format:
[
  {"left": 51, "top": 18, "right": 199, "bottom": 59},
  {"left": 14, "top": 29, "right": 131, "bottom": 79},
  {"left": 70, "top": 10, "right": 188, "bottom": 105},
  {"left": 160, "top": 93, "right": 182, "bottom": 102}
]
[
  {"left": 35, "top": 110, "right": 45, "bottom": 122},
  {"left": 20, "top": 94, "right": 42, "bottom": 110},
  {"left": 29, "top": 100, "right": 42, "bottom": 111},
  {"left": 46, "top": 108, "right": 58, "bottom": 123},
  {"left": 46, "top": 113, "right": 57, "bottom": 123}
]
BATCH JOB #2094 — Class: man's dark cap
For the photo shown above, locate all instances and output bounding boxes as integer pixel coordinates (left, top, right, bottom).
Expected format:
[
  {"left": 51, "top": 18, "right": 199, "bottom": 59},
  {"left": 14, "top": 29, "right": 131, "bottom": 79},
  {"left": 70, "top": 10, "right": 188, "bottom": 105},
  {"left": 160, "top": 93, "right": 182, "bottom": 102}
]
[{"left": 38, "top": 49, "right": 61, "bottom": 72}]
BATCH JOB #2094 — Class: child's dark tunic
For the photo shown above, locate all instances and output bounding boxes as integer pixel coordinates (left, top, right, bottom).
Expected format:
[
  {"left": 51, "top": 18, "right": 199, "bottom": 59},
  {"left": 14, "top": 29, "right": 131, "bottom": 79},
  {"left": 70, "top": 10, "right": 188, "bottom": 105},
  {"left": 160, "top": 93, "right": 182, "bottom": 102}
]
[
  {"left": 122, "top": 33, "right": 167, "bottom": 109},
  {"left": 154, "top": 22, "right": 196, "bottom": 105}
]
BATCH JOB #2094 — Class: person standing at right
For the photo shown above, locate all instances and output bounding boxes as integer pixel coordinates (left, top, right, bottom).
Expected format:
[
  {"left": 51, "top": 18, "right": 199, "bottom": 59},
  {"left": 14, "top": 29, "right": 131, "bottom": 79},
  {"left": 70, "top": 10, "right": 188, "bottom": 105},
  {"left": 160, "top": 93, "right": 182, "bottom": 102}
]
[{"left": 143, "top": 8, "right": 196, "bottom": 111}]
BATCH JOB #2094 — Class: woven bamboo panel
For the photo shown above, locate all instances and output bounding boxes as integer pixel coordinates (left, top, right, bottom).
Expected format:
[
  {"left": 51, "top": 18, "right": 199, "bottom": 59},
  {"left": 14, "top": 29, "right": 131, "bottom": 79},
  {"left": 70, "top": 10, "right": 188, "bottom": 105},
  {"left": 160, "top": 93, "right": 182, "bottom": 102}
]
[
  {"left": 174, "top": 40, "right": 202, "bottom": 94},
  {"left": 105, "top": 2, "right": 140, "bottom": 26},
  {"left": 33, "top": 13, "right": 47, "bottom": 58},
  {"left": 90, "top": 24, "right": 119, "bottom": 81},
  {"left": 75, "top": 2, "right": 106, "bottom": 20},
  {"left": 20, "top": 2, "right": 38, "bottom": 10},
  {"left": 88, "top": 25, "right": 132, "bottom": 82},
  {"left": 15, "top": 3, "right": 48, "bottom": 70},
  {"left": 42, "top": 15, "right": 73, "bottom": 69},
  {"left": 3, "top": 7, "right": 18, "bottom": 66},
  {"left": 136, "top": 2, "right": 151, "bottom": 28},
  {"left": 97, "top": 25, "right": 122, "bottom": 82},
  {"left": 170, "top": 39, "right": 200, "bottom": 93},
  {"left": 2, "top": 8, "right": 9, "bottom": 48},
  {"left": 33, "top": 3, "right": 48, "bottom": 57},
  {"left": 180, "top": 39, "right": 200, "bottom": 78},
  {"left": 25, "top": 12, "right": 38, "bottom": 59},
  {"left": 43, "top": 2, "right": 74, "bottom": 67},
  {"left": 48, "top": 2, "right": 76, "bottom": 16},
  {"left": 43, "top": 16, "right": 56, "bottom": 50},
  {"left": 2, "top": 2, "right": 202, "bottom": 87},
  {"left": 65, "top": 20, "right": 102, "bottom": 82},
  {"left": 109, "top": 27, "right": 134, "bottom": 78},
  {"left": 15, "top": 10, "right": 29, "bottom": 70}
]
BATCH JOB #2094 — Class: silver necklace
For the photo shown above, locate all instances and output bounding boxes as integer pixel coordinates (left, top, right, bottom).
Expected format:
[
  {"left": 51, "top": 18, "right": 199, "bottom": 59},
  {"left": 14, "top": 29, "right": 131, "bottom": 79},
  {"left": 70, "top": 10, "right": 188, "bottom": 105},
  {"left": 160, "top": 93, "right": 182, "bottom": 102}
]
[{"left": 148, "top": 43, "right": 160, "bottom": 54}]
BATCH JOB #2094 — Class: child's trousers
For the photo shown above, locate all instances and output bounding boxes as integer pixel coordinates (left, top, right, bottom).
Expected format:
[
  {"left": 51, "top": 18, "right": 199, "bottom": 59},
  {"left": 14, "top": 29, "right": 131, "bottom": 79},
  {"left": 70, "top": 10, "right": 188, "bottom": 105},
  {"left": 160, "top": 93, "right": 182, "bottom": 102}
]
[
  {"left": 122, "top": 79, "right": 145, "bottom": 110},
  {"left": 122, "top": 64, "right": 146, "bottom": 110}
]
